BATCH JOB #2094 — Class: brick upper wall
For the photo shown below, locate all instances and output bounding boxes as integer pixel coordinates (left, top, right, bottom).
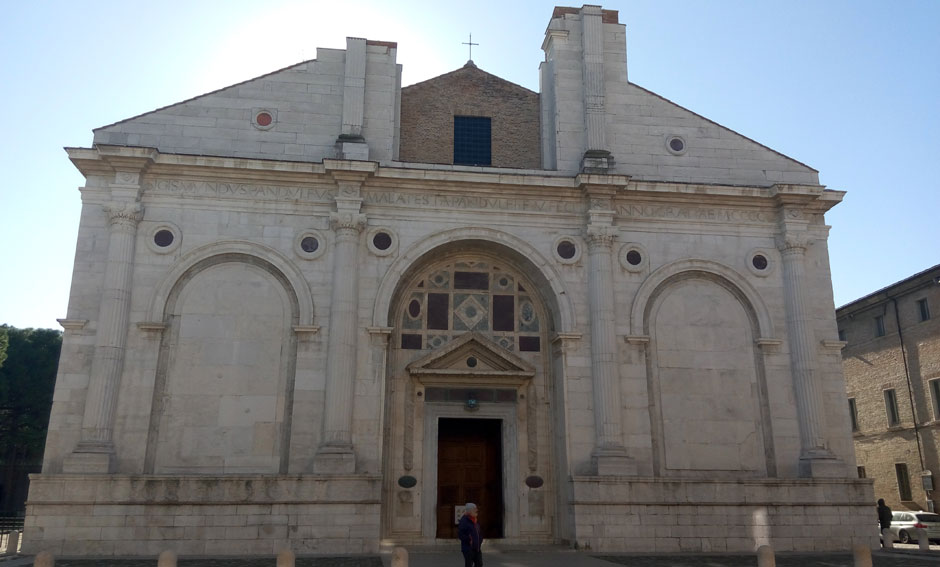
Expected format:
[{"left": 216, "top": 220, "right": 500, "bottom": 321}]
[{"left": 399, "top": 64, "right": 541, "bottom": 169}]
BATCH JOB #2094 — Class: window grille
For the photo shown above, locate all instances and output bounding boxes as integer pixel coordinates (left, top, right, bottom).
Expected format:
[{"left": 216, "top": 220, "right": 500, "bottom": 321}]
[{"left": 454, "top": 116, "right": 492, "bottom": 166}]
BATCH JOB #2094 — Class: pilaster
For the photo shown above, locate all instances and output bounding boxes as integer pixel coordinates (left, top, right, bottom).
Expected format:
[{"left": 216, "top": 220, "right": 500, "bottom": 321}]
[
  {"left": 337, "top": 37, "right": 369, "bottom": 160},
  {"left": 314, "top": 166, "right": 372, "bottom": 474},
  {"left": 65, "top": 148, "right": 152, "bottom": 473},
  {"left": 581, "top": 181, "right": 634, "bottom": 475},
  {"left": 777, "top": 206, "right": 844, "bottom": 478}
]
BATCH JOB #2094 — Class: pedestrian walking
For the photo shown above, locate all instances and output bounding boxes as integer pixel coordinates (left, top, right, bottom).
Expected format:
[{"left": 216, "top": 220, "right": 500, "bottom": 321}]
[
  {"left": 457, "top": 502, "right": 483, "bottom": 567},
  {"left": 878, "top": 498, "right": 892, "bottom": 547}
]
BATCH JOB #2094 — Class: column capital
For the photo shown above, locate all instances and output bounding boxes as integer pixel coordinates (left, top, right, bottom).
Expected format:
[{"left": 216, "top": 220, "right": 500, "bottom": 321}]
[
  {"left": 103, "top": 201, "right": 143, "bottom": 227},
  {"left": 330, "top": 211, "right": 367, "bottom": 233},
  {"left": 585, "top": 223, "right": 616, "bottom": 247},
  {"left": 775, "top": 231, "right": 815, "bottom": 254}
]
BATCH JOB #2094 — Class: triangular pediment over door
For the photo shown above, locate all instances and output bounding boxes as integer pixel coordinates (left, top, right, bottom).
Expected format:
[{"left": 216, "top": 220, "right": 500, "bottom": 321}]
[{"left": 406, "top": 332, "right": 535, "bottom": 388}]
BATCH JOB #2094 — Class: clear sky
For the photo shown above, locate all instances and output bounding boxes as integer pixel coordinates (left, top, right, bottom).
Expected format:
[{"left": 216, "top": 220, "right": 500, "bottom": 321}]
[{"left": 1, "top": 0, "right": 937, "bottom": 329}]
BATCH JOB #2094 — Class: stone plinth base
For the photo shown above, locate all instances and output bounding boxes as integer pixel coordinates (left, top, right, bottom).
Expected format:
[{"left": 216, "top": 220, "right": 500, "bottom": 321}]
[
  {"left": 568, "top": 476, "right": 876, "bottom": 553},
  {"left": 798, "top": 455, "right": 847, "bottom": 478},
  {"left": 313, "top": 446, "right": 356, "bottom": 474},
  {"left": 336, "top": 139, "right": 369, "bottom": 161},
  {"left": 62, "top": 448, "right": 115, "bottom": 474},
  {"left": 592, "top": 450, "right": 637, "bottom": 476},
  {"left": 23, "top": 474, "right": 381, "bottom": 556}
]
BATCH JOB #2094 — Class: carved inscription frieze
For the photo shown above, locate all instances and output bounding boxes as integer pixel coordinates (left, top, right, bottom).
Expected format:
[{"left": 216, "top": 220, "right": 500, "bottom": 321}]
[
  {"left": 364, "top": 191, "right": 584, "bottom": 214},
  {"left": 617, "top": 203, "right": 773, "bottom": 224},
  {"left": 144, "top": 180, "right": 337, "bottom": 202}
]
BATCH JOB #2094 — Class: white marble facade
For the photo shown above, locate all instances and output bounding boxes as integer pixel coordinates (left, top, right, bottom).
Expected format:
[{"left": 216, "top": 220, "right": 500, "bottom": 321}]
[{"left": 25, "top": 5, "right": 874, "bottom": 557}]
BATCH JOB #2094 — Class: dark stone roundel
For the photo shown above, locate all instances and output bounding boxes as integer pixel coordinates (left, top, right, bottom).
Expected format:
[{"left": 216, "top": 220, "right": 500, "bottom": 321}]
[
  {"left": 300, "top": 236, "right": 319, "bottom": 253},
  {"left": 373, "top": 231, "right": 392, "bottom": 250},
  {"left": 752, "top": 254, "right": 769, "bottom": 270},
  {"left": 154, "top": 229, "right": 174, "bottom": 248},
  {"left": 398, "top": 475, "right": 417, "bottom": 489},
  {"left": 525, "top": 475, "right": 544, "bottom": 489},
  {"left": 557, "top": 240, "right": 576, "bottom": 260}
]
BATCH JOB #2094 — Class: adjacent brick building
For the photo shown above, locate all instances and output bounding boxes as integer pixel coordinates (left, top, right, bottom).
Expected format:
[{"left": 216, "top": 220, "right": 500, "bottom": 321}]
[{"left": 839, "top": 264, "right": 940, "bottom": 511}]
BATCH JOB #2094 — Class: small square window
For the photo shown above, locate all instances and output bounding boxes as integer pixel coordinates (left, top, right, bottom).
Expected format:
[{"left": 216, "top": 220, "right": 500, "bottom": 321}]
[
  {"left": 848, "top": 398, "right": 859, "bottom": 431},
  {"left": 918, "top": 298, "right": 931, "bottom": 322},
  {"left": 885, "top": 388, "right": 900, "bottom": 427},
  {"left": 875, "top": 315, "right": 886, "bottom": 337},
  {"left": 454, "top": 116, "right": 492, "bottom": 166},
  {"left": 838, "top": 328, "right": 846, "bottom": 342}
]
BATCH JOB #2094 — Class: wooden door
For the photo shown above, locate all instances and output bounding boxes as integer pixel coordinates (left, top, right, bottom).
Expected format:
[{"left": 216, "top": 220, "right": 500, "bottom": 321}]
[{"left": 436, "top": 418, "right": 503, "bottom": 539}]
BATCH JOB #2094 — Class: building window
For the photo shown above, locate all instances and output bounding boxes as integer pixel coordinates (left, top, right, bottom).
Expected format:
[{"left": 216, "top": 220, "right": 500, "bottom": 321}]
[
  {"left": 918, "top": 298, "right": 931, "bottom": 322},
  {"left": 397, "top": 260, "right": 543, "bottom": 353},
  {"left": 875, "top": 315, "right": 886, "bottom": 337},
  {"left": 848, "top": 398, "right": 859, "bottom": 431},
  {"left": 838, "top": 328, "right": 846, "bottom": 342},
  {"left": 896, "top": 463, "right": 913, "bottom": 501},
  {"left": 454, "top": 116, "right": 492, "bottom": 166},
  {"left": 885, "top": 388, "right": 900, "bottom": 426},
  {"left": 930, "top": 379, "right": 940, "bottom": 421},
  {"left": 858, "top": 466, "right": 866, "bottom": 479}
]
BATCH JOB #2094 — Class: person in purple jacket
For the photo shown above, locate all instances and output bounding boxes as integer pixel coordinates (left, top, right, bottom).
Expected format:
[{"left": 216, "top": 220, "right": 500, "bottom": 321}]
[{"left": 457, "top": 502, "right": 483, "bottom": 567}]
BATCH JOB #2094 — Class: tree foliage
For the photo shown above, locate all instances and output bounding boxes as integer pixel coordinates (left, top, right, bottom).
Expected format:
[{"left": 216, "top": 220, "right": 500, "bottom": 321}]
[
  {"left": 0, "top": 325, "right": 62, "bottom": 465},
  {"left": 0, "top": 326, "right": 8, "bottom": 369}
]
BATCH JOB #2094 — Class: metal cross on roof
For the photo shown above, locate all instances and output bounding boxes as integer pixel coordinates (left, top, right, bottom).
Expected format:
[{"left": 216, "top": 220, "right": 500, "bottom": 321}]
[{"left": 462, "top": 33, "right": 479, "bottom": 61}]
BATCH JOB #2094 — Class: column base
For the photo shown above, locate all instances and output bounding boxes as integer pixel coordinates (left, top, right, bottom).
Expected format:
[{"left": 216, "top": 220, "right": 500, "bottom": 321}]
[
  {"left": 798, "top": 449, "right": 846, "bottom": 478},
  {"left": 581, "top": 150, "right": 614, "bottom": 173},
  {"left": 62, "top": 441, "right": 116, "bottom": 473},
  {"left": 593, "top": 447, "right": 636, "bottom": 476},
  {"left": 313, "top": 444, "right": 356, "bottom": 474}
]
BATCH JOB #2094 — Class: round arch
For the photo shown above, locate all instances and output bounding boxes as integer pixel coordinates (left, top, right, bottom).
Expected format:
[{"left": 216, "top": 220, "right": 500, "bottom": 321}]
[
  {"left": 630, "top": 258, "right": 775, "bottom": 339},
  {"left": 148, "top": 240, "right": 314, "bottom": 325},
  {"left": 372, "top": 227, "right": 575, "bottom": 333}
]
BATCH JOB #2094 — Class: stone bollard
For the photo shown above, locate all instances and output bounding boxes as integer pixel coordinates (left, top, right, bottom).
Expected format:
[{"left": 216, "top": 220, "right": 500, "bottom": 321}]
[
  {"left": 157, "top": 550, "right": 177, "bottom": 567},
  {"left": 4, "top": 530, "right": 20, "bottom": 554},
  {"left": 392, "top": 546, "right": 409, "bottom": 567},
  {"left": 756, "top": 545, "right": 775, "bottom": 567},
  {"left": 34, "top": 551, "right": 55, "bottom": 567},
  {"left": 852, "top": 544, "right": 872, "bottom": 567},
  {"left": 918, "top": 528, "right": 930, "bottom": 550},
  {"left": 882, "top": 528, "right": 893, "bottom": 549},
  {"left": 276, "top": 549, "right": 296, "bottom": 567}
]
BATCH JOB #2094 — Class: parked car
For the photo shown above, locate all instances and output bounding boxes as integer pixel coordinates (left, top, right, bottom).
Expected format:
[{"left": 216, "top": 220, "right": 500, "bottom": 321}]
[{"left": 888, "top": 511, "right": 940, "bottom": 544}]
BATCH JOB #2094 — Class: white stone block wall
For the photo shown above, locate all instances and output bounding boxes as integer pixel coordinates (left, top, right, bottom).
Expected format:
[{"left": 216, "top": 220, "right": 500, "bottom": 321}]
[
  {"left": 568, "top": 477, "right": 876, "bottom": 552},
  {"left": 22, "top": 475, "right": 380, "bottom": 556}
]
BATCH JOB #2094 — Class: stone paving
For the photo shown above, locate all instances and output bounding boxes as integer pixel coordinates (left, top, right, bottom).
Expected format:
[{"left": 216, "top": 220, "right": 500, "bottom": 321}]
[{"left": 4, "top": 549, "right": 940, "bottom": 566}]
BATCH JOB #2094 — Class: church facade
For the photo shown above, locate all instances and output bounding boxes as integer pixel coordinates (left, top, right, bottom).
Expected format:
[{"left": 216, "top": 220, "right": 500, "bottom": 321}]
[{"left": 25, "top": 5, "right": 875, "bottom": 556}]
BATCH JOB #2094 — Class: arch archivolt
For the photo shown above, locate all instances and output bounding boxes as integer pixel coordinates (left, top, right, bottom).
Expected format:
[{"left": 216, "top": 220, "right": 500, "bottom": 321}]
[
  {"left": 148, "top": 240, "right": 314, "bottom": 326},
  {"left": 630, "top": 258, "right": 775, "bottom": 339}
]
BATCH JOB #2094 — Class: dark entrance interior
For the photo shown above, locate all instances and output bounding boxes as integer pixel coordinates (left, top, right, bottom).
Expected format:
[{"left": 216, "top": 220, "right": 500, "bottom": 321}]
[{"left": 436, "top": 418, "right": 504, "bottom": 539}]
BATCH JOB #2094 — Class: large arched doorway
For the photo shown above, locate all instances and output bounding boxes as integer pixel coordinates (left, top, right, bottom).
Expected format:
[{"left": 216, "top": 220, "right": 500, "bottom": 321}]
[{"left": 380, "top": 246, "right": 560, "bottom": 544}]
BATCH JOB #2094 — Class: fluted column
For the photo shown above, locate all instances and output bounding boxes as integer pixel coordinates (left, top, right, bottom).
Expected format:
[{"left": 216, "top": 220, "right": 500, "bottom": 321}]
[
  {"left": 777, "top": 218, "right": 844, "bottom": 477},
  {"left": 314, "top": 181, "right": 366, "bottom": 474},
  {"left": 64, "top": 201, "right": 142, "bottom": 473},
  {"left": 582, "top": 185, "right": 634, "bottom": 475}
]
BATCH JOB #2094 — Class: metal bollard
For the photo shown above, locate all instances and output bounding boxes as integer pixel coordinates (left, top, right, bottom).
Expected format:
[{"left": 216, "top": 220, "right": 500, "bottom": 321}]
[
  {"left": 157, "top": 550, "right": 177, "bottom": 567},
  {"left": 918, "top": 528, "right": 930, "bottom": 550},
  {"left": 756, "top": 545, "right": 775, "bottom": 567},
  {"left": 392, "top": 546, "right": 409, "bottom": 567},
  {"left": 34, "top": 550, "right": 55, "bottom": 567},
  {"left": 852, "top": 544, "right": 872, "bottom": 567},
  {"left": 882, "top": 528, "right": 894, "bottom": 549},
  {"left": 276, "top": 549, "right": 296, "bottom": 567}
]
